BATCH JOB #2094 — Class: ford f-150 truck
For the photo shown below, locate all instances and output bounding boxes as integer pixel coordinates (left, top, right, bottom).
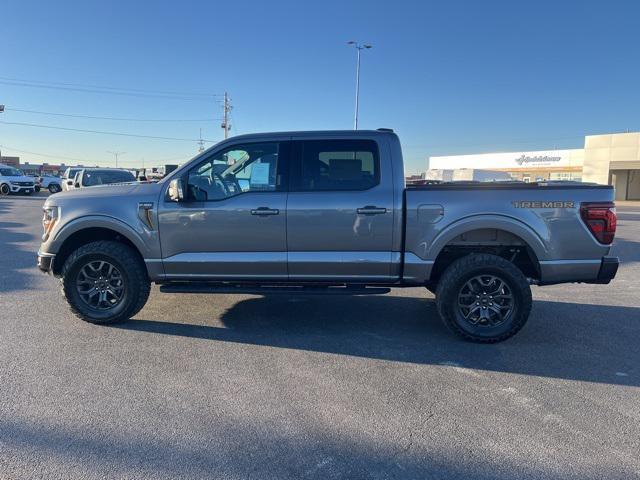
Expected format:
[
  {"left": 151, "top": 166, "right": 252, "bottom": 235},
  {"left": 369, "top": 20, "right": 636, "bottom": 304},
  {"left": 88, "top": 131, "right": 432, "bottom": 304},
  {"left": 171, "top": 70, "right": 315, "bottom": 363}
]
[{"left": 37, "top": 130, "right": 619, "bottom": 342}]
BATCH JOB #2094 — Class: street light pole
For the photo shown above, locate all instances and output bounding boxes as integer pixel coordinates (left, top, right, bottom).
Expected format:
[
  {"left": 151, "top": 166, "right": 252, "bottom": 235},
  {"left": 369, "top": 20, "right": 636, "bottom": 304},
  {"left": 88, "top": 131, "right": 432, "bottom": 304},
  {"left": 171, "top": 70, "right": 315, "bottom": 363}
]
[{"left": 347, "top": 41, "right": 372, "bottom": 130}]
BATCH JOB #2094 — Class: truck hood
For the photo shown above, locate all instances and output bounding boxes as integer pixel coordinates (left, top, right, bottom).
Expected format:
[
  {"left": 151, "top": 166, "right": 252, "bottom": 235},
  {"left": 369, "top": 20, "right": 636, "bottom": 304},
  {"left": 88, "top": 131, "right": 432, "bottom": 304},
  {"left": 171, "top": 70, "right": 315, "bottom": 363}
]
[
  {"left": 46, "top": 182, "right": 161, "bottom": 205},
  {"left": 4, "top": 175, "right": 35, "bottom": 183}
]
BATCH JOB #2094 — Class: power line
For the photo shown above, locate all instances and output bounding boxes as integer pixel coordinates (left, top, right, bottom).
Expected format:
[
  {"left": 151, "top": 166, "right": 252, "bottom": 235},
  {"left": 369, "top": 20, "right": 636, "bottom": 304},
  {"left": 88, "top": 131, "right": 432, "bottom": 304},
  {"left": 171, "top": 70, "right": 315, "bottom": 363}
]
[
  {"left": 0, "top": 120, "right": 218, "bottom": 143},
  {"left": 0, "top": 78, "right": 222, "bottom": 101},
  {"left": 5, "top": 107, "right": 222, "bottom": 123},
  {"left": 0, "top": 76, "right": 221, "bottom": 98},
  {"left": 0, "top": 143, "right": 193, "bottom": 165},
  {"left": 0, "top": 143, "right": 99, "bottom": 163}
]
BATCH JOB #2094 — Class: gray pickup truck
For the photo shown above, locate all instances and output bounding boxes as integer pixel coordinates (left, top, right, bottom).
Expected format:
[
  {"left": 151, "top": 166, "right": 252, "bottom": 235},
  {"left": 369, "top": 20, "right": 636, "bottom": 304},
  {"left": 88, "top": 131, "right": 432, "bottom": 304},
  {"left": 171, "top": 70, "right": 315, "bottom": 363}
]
[{"left": 37, "top": 130, "right": 619, "bottom": 342}]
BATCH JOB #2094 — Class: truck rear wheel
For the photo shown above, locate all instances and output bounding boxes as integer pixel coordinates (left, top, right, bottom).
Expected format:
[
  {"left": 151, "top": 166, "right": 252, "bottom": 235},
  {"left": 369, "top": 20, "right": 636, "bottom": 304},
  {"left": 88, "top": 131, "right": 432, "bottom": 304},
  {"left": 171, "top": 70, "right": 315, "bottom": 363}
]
[
  {"left": 435, "top": 253, "right": 532, "bottom": 343},
  {"left": 61, "top": 241, "right": 150, "bottom": 324}
]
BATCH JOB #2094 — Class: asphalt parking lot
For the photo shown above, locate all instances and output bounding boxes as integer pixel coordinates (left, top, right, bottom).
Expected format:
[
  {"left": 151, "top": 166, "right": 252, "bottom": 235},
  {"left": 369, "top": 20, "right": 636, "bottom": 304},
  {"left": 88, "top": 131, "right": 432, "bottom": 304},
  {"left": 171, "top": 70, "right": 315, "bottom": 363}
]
[{"left": 1, "top": 193, "right": 639, "bottom": 480}]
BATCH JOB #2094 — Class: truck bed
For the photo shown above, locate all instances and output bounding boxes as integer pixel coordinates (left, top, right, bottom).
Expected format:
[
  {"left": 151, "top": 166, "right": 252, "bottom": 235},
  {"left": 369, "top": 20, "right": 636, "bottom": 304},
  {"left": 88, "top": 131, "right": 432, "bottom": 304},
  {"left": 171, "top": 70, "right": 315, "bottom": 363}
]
[{"left": 402, "top": 182, "right": 615, "bottom": 284}]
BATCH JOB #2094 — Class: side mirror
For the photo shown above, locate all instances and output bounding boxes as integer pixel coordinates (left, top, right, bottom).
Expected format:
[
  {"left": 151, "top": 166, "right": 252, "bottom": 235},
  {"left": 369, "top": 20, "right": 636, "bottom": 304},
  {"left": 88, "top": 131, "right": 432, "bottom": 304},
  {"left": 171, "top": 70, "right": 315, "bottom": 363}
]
[
  {"left": 74, "top": 182, "right": 81, "bottom": 188},
  {"left": 66, "top": 180, "right": 73, "bottom": 186},
  {"left": 168, "top": 178, "right": 185, "bottom": 202}
]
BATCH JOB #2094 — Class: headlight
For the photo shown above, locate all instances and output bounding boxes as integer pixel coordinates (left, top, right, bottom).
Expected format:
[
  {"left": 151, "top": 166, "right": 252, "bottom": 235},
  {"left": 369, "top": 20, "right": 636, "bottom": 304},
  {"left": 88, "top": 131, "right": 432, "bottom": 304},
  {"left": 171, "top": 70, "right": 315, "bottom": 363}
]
[{"left": 42, "top": 206, "right": 59, "bottom": 241}]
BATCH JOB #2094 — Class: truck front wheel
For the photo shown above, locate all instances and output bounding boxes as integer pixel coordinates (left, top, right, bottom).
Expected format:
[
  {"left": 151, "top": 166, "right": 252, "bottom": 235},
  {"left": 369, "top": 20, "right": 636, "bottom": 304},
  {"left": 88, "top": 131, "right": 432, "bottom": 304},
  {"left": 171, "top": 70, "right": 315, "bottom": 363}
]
[
  {"left": 61, "top": 241, "right": 150, "bottom": 324},
  {"left": 435, "top": 253, "right": 532, "bottom": 343}
]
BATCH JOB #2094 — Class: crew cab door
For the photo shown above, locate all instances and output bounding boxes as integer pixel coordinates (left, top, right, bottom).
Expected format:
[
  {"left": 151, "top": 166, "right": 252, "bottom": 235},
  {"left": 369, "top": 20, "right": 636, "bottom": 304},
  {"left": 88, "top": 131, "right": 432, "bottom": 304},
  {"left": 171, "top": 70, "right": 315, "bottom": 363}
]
[
  {"left": 157, "top": 141, "right": 290, "bottom": 279},
  {"left": 286, "top": 137, "right": 396, "bottom": 281}
]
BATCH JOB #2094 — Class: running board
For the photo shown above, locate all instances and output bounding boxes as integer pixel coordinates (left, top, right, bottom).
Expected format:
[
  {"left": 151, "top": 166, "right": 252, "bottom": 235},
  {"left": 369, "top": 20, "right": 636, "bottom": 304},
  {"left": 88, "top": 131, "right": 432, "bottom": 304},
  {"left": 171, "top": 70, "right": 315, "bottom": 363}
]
[{"left": 159, "top": 283, "right": 391, "bottom": 295}]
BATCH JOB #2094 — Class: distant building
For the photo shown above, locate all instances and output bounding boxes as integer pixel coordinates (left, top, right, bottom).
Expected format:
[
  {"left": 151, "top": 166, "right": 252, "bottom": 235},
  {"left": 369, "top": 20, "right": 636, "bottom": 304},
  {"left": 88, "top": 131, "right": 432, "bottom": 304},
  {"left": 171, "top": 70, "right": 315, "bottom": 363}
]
[
  {"left": 425, "top": 168, "right": 513, "bottom": 182},
  {"left": 0, "top": 157, "right": 90, "bottom": 176},
  {"left": 0, "top": 156, "right": 20, "bottom": 168},
  {"left": 405, "top": 173, "right": 426, "bottom": 183},
  {"left": 21, "top": 162, "right": 74, "bottom": 176},
  {"left": 429, "top": 131, "right": 640, "bottom": 200}
]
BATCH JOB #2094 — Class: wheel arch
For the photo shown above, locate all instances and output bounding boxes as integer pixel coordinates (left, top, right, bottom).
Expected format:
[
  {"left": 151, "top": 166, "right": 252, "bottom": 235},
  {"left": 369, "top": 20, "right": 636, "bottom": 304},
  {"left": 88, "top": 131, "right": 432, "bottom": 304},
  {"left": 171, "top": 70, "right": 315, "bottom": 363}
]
[
  {"left": 427, "top": 215, "right": 547, "bottom": 282},
  {"left": 51, "top": 217, "right": 149, "bottom": 275}
]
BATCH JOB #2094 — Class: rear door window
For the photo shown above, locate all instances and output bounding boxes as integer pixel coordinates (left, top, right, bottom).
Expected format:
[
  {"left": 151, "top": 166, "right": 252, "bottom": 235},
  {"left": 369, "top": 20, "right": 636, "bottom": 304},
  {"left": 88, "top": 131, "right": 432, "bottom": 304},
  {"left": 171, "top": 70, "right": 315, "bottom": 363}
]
[
  {"left": 84, "top": 170, "right": 135, "bottom": 186},
  {"left": 293, "top": 139, "right": 379, "bottom": 191}
]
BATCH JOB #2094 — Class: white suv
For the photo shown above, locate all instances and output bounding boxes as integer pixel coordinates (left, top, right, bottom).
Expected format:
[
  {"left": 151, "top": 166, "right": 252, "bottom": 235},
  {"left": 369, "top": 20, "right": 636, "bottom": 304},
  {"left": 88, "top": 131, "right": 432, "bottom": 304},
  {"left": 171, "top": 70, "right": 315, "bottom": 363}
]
[{"left": 0, "top": 164, "right": 36, "bottom": 195}]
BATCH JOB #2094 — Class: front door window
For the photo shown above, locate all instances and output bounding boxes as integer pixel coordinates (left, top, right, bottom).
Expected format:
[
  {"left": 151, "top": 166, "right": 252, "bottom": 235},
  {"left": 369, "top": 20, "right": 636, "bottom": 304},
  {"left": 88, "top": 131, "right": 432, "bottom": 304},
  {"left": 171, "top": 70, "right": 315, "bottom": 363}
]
[{"left": 187, "top": 142, "right": 280, "bottom": 201}]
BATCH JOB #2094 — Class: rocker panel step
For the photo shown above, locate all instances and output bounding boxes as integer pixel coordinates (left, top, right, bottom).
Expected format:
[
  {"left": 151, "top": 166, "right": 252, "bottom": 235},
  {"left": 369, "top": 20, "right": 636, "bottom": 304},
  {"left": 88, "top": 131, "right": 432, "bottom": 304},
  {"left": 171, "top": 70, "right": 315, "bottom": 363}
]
[{"left": 159, "top": 283, "right": 391, "bottom": 295}]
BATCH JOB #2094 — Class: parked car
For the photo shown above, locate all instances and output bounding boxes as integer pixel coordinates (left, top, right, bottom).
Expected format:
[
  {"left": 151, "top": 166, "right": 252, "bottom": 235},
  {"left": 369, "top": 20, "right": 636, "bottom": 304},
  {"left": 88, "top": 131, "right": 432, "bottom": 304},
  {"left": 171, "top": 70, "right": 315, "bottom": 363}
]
[
  {"left": 71, "top": 168, "right": 136, "bottom": 189},
  {"left": 26, "top": 174, "right": 42, "bottom": 192},
  {"left": 37, "top": 130, "right": 619, "bottom": 343},
  {"left": 0, "top": 164, "right": 36, "bottom": 195},
  {"left": 61, "top": 168, "right": 82, "bottom": 191},
  {"left": 38, "top": 175, "right": 63, "bottom": 193}
]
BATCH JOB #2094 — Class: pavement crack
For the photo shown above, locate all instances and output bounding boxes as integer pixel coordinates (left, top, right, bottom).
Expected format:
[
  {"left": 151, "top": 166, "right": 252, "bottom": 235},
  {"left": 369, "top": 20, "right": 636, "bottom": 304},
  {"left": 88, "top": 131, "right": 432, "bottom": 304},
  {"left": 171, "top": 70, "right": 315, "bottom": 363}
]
[{"left": 397, "top": 411, "right": 435, "bottom": 457}]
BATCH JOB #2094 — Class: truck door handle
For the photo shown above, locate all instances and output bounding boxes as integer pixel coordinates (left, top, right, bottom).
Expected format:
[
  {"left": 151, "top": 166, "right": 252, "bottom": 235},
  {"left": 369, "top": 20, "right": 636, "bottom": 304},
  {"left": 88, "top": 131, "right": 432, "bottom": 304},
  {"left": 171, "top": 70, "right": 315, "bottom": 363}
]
[
  {"left": 251, "top": 207, "right": 279, "bottom": 216},
  {"left": 357, "top": 206, "right": 387, "bottom": 215}
]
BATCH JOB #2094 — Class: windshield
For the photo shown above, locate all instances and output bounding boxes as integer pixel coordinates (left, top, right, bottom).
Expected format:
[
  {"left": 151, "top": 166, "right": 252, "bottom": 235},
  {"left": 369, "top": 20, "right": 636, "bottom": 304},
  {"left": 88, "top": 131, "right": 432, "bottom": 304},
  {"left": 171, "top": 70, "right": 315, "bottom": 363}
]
[
  {"left": 83, "top": 170, "right": 135, "bottom": 186},
  {"left": 0, "top": 167, "right": 24, "bottom": 176}
]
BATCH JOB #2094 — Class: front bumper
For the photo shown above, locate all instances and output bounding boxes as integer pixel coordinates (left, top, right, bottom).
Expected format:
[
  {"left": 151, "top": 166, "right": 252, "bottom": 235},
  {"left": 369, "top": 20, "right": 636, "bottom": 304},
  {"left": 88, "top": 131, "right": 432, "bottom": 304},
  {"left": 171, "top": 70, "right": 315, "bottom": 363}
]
[
  {"left": 10, "top": 184, "right": 35, "bottom": 194},
  {"left": 37, "top": 252, "right": 55, "bottom": 273}
]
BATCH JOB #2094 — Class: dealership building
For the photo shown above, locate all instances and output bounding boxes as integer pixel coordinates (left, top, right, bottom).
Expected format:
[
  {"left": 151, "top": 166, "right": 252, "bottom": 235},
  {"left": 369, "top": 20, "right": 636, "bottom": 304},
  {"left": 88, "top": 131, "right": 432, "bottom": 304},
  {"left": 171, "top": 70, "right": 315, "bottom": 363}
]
[{"left": 429, "top": 132, "right": 640, "bottom": 200}]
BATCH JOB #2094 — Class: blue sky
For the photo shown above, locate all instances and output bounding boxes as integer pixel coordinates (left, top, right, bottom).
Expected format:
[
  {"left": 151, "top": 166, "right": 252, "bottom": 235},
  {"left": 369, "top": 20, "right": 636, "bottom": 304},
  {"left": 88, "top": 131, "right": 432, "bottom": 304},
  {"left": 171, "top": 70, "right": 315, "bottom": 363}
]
[{"left": 1, "top": 0, "right": 638, "bottom": 173}]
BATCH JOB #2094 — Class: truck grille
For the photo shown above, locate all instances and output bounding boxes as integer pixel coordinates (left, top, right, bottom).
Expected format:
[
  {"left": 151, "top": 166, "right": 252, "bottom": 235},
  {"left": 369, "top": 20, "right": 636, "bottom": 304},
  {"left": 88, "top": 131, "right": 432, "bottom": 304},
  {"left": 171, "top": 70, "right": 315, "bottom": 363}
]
[{"left": 13, "top": 181, "right": 34, "bottom": 186}]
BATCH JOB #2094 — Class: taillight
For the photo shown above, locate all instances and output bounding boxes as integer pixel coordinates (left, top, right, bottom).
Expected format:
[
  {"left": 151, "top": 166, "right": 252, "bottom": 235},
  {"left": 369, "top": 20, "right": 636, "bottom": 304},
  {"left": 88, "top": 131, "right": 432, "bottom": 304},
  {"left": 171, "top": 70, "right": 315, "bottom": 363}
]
[{"left": 580, "top": 202, "right": 616, "bottom": 244}]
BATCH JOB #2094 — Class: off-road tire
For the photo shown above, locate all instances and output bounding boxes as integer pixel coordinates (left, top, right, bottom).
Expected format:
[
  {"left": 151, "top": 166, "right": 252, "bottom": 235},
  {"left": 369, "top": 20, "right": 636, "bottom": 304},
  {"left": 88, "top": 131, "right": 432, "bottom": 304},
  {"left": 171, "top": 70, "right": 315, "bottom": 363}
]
[
  {"left": 436, "top": 253, "right": 532, "bottom": 343},
  {"left": 48, "top": 183, "right": 61, "bottom": 194},
  {"left": 0, "top": 183, "right": 9, "bottom": 195},
  {"left": 61, "top": 240, "right": 150, "bottom": 324}
]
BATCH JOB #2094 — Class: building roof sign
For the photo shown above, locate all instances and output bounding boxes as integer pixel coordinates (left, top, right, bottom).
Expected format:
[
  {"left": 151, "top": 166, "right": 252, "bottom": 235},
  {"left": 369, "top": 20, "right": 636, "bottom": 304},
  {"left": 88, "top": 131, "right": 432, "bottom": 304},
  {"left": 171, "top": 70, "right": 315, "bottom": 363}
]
[{"left": 430, "top": 149, "right": 584, "bottom": 170}]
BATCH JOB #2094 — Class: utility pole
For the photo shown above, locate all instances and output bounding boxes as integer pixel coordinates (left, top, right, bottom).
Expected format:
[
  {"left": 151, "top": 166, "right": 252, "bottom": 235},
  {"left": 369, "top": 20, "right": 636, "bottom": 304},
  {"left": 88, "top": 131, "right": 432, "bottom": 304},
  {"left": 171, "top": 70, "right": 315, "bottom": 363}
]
[
  {"left": 347, "top": 41, "right": 372, "bottom": 130},
  {"left": 197, "top": 128, "right": 205, "bottom": 153},
  {"left": 221, "top": 92, "right": 232, "bottom": 139},
  {"left": 107, "top": 150, "right": 125, "bottom": 168}
]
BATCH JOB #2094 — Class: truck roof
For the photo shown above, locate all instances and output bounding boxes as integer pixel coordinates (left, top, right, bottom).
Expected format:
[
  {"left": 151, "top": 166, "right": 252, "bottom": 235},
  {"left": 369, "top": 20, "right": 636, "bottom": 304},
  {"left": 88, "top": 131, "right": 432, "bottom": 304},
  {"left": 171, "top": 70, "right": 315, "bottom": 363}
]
[{"left": 223, "top": 129, "right": 397, "bottom": 143}]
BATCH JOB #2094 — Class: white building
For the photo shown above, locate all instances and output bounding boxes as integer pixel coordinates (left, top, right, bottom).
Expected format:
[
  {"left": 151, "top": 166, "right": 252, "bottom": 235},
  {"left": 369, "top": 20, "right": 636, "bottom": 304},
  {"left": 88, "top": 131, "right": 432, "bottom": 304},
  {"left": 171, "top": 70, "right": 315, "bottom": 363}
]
[
  {"left": 425, "top": 168, "right": 513, "bottom": 182},
  {"left": 429, "top": 132, "right": 640, "bottom": 201}
]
